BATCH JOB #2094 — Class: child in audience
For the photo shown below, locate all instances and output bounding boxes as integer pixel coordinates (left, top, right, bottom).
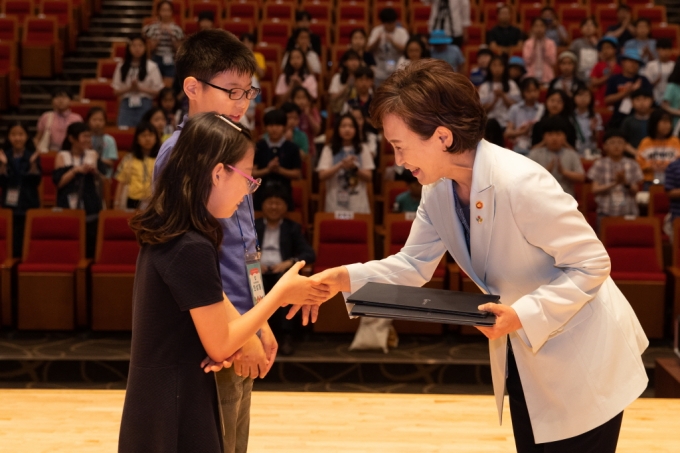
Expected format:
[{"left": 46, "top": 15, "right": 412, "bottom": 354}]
[
  {"left": 329, "top": 50, "right": 361, "bottom": 114},
  {"left": 570, "top": 17, "right": 600, "bottom": 82},
  {"left": 349, "top": 28, "right": 377, "bottom": 69},
  {"left": 532, "top": 89, "right": 577, "bottom": 149},
  {"left": 112, "top": 35, "right": 164, "bottom": 127},
  {"left": 549, "top": 51, "right": 587, "bottom": 97},
  {"left": 523, "top": 18, "right": 557, "bottom": 85},
  {"left": 158, "top": 87, "right": 180, "bottom": 134},
  {"left": 606, "top": 4, "right": 635, "bottom": 47},
  {"left": 283, "top": 28, "right": 322, "bottom": 75},
  {"left": 505, "top": 77, "right": 544, "bottom": 155},
  {"left": 572, "top": 86, "right": 603, "bottom": 157},
  {"left": 487, "top": 5, "right": 524, "bottom": 56},
  {"left": 53, "top": 122, "right": 103, "bottom": 257},
  {"left": 637, "top": 109, "right": 680, "bottom": 185},
  {"left": 240, "top": 33, "right": 266, "bottom": 81},
  {"left": 291, "top": 86, "right": 321, "bottom": 153},
  {"left": 470, "top": 48, "right": 494, "bottom": 86},
  {"left": 367, "top": 8, "right": 409, "bottom": 86},
  {"left": 275, "top": 48, "right": 317, "bottom": 105},
  {"left": 142, "top": 1, "right": 184, "bottom": 81},
  {"left": 393, "top": 171, "right": 422, "bottom": 212},
  {"left": 605, "top": 49, "right": 653, "bottom": 128},
  {"left": 197, "top": 11, "right": 214, "bottom": 31},
  {"left": 643, "top": 38, "right": 674, "bottom": 105},
  {"left": 507, "top": 56, "right": 527, "bottom": 86},
  {"left": 253, "top": 110, "right": 302, "bottom": 210},
  {"left": 86, "top": 107, "right": 118, "bottom": 177},
  {"left": 397, "top": 37, "right": 430, "bottom": 70},
  {"left": 280, "top": 102, "right": 309, "bottom": 155},
  {"left": 349, "top": 106, "right": 378, "bottom": 158},
  {"left": 623, "top": 18, "right": 657, "bottom": 64},
  {"left": 528, "top": 116, "right": 585, "bottom": 198},
  {"left": 478, "top": 56, "right": 521, "bottom": 132},
  {"left": 0, "top": 122, "right": 41, "bottom": 257},
  {"left": 591, "top": 36, "right": 621, "bottom": 108},
  {"left": 286, "top": 10, "right": 322, "bottom": 55},
  {"left": 343, "top": 66, "right": 374, "bottom": 118},
  {"left": 541, "top": 7, "right": 568, "bottom": 47},
  {"left": 317, "top": 114, "right": 374, "bottom": 213},
  {"left": 428, "top": 30, "right": 464, "bottom": 72},
  {"left": 141, "top": 107, "right": 171, "bottom": 143},
  {"left": 35, "top": 89, "right": 83, "bottom": 153},
  {"left": 587, "top": 129, "right": 644, "bottom": 225},
  {"left": 621, "top": 88, "right": 655, "bottom": 151},
  {"left": 114, "top": 122, "right": 159, "bottom": 210}
]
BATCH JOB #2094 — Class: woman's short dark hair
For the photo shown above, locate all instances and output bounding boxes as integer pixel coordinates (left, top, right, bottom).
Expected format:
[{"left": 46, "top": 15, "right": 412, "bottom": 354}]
[
  {"left": 648, "top": 108, "right": 673, "bottom": 139},
  {"left": 62, "top": 122, "right": 90, "bottom": 151},
  {"left": 281, "top": 102, "right": 301, "bottom": 115},
  {"left": 130, "top": 113, "right": 253, "bottom": 248},
  {"left": 131, "top": 121, "right": 160, "bottom": 161},
  {"left": 370, "top": 59, "right": 487, "bottom": 154}
]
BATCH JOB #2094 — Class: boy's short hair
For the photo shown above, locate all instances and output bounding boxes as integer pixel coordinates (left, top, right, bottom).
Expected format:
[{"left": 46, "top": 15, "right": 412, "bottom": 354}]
[
  {"left": 631, "top": 87, "right": 654, "bottom": 100},
  {"left": 603, "top": 128, "right": 627, "bottom": 142},
  {"left": 281, "top": 102, "right": 301, "bottom": 115},
  {"left": 175, "top": 29, "right": 256, "bottom": 86},
  {"left": 52, "top": 88, "right": 72, "bottom": 99},
  {"left": 354, "top": 66, "right": 374, "bottom": 79},
  {"left": 477, "top": 48, "right": 494, "bottom": 59},
  {"left": 520, "top": 77, "right": 540, "bottom": 92},
  {"left": 263, "top": 109, "right": 288, "bottom": 127},
  {"left": 197, "top": 11, "right": 214, "bottom": 22},
  {"left": 635, "top": 18, "right": 650, "bottom": 27},
  {"left": 295, "top": 10, "right": 311, "bottom": 22},
  {"left": 379, "top": 8, "right": 398, "bottom": 24},
  {"left": 657, "top": 38, "right": 673, "bottom": 49},
  {"left": 261, "top": 182, "right": 290, "bottom": 204},
  {"left": 542, "top": 116, "right": 570, "bottom": 136}
]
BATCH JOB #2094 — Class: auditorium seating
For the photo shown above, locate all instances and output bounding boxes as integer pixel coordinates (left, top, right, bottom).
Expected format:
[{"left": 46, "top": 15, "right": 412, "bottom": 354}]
[
  {"left": 70, "top": 99, "right": 107, "bottom": 121},
  {"left": 105, "top": 126, "right": 135, "bottom": 152},
  {"left": 38, "top": 152, "right": 58, "bottom": 208},
  {"left": 21, "top": 16, "right": 62, "bottom": 78},
  {"left": 669, "top": 219, "right": 680, "bottom": 328},
  {"left": 600, "top": 216, "right": 666, "bottom": 339},
  {"left": 0, "top": 209, "right": 17, "bottom": 327},
  {"left": 0, "top": 41, "right": 19, "bottom": 110},
  {"left": 648, "top": 185, "right": 670, "bottom": 241},
  {"left": 96, "top": 58, "right": 119, "bottom": 79},
  {"left": 17, "top": 209, "right": 89, "bottom": 330},
  {"left": 90, "top": 210, "right": 138, "bottom": 330},
  {"left": 80, "top": 79, "right": 118, "bottom": 125}
]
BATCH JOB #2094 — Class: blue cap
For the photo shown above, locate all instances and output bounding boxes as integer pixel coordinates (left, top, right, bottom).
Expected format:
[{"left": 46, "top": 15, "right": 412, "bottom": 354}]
[
  {"left": 620, "top": 48, "right": 645, "bottom": 66},
  {"left": 597, "top": 36, "right": 619, "bottom": 50},
  {"left": 508, "top": 56, "right": 525, "bottom": 68},
  {"left": 429, "top": 29, "right": 453, "bottom": 45}
]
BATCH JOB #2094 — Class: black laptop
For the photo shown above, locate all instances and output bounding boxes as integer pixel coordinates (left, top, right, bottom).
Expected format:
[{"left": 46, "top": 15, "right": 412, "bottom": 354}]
[{"left": 347, "top": 283, "right": 500, "bottom": 327}]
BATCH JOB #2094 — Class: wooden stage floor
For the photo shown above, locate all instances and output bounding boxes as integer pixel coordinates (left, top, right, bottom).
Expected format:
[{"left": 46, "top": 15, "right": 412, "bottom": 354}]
[{"left": 0, "top": 390, "right": 678, "bottom": 452}]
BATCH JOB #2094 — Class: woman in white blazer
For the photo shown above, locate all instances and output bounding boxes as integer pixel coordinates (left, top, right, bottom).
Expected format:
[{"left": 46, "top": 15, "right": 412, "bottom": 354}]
[{"left": 296, "top": 60, "right": 649, "bottom": 452}]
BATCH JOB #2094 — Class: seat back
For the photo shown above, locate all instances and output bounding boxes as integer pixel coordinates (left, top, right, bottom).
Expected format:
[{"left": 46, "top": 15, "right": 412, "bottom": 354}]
[
  {"left": 263, "top": 2, "right": 294, "bottom": 21},
  {"left": 41, "top": 0, "right": 72, "bottom": 25},
  {"left": 312, "top": 212, "right": 374, "bottom": 272},
  {"left": 633, "top": 5, "right": 667, "bottom": 23},
  {"left": 335, "top": 20, "right": 366, "bottom": 46},
  {"left": 69, "top": 99, "right": 107, "bottom": 121},
  {"left": 0, "top": 16, "right": 19, "bottom": 42},
  {"left": 600, "top": 217, "right": 663, "bottom": 274},
  {"left": 227, "top": 1, "right": 258, "bottom": 22},
  {"left": 23, "top": 209, "right": 85, "bottom": 264},
  {"left": 4, "top": 0, "right": 35, "bottom": 24},
  {"left": 96, "top": 58, "right": 119, "bottom": 79},
  {"left": 38, "top": 151, "right": 57, "bottom": 207},
  {"left": 105, "top": 126, "right": 135, "bottom": 152},
  {"left": 189, "top": 0, "right": 222, "bottom": 21},
  {"left": 258, "top": 20, "right": 291, "bottom": 47},
  {"left": 651, "top": 23, "right": 680, "bottom": 48},
  {"left": 384, "top": 213, "right": 413, "bottom": 256},
  {"left": 0, "top": 42, "right": 16, "bottom": 73},
  {"left": 95, "top": 210, "right": 139, "bottom": 265},
  {"left": 0, "top": 209, "right": 12, "bottom": 263},
  {"left": 222, "top": 18, "right": 254, "bottom": 36},
  {"left": 23, "top": 16, "right": 58, "bottom": 44},
  {"left": 338, "top": 2, "right": 368, "bottom": 23},
  {"left": 648, "top": 185, "right": 670, "bottom": 230},
  {"left": 110, "top": 41, "right": 127, "bottom": 59},
  {"left": 519, "top": 3, "right": 544, "bottom": 31},
  {"left": 80, "top": 78, "right": 118, "bottom": 123}
]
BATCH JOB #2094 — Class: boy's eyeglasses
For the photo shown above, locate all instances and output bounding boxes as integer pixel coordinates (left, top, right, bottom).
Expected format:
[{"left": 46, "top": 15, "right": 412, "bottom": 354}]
[
  {"left": 227, "top": 165, "right": 261, "bottom": 194},
  {"left": 199, "top": 79, "right": 261, "bottom": 100}
]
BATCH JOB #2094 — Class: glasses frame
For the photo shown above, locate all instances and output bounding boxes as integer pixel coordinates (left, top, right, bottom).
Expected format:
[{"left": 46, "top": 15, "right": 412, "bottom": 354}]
[
  {"left": 227, "top": 165, "right": 261, "bottom": 194},
  {"left": 198, "top": 79, "right": 261, "bottom": 100}
]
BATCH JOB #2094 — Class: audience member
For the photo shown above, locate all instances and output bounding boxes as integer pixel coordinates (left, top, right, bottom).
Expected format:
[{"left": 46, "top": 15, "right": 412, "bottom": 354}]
[
  {"left": 605, "top": 48, "right": 652, "bottom": 128},
  {"left": 505, "top": 77, "right": 544, "bottom": 155},
  {"left": 523, "top": 18, "right": 557, "bottom": 85},
  {"left": 291, "top": 86, "right": 321, "bottom": 153},
  {"left": 85, "top": 107, "right": 118, "bottom": 177},
  {"left": 426, "top": 0, "right": 470, "bottom": 47},
  {"left": 368, "top": 8, "right": 409, "bottom": 86},
  {"left": 112, "top": 36, "right": 164, "bottom": 127},
  {"left": 622, "top": 18, "right": 657, "bottom": 64},
  {"left": 343, "top": 66, "right": 374, "bottom": 118},
  {"left": 255, "top": 184, "right": 315, "bottom": 355},
  {"left": 114, "top": 122, "right": 159, "bottom": 210},
  {"left": 643, "top": 38, "right": 674, "bottom": 105},
  {"left": 638, "top": 109, "right": 680, "bottom": 184},
  {"left": 53, "top": 122, "right": 103, "bottom": 257},
  {"left": 240, "top": 33, "right": 266, "bottom": 81},
  {"left": 572, "top": 86, "right": 602, "bottom": 157},
  {"left": 275, "top": 48, "right": 318, "bottom": 105},
  {"left": 397, "top": 36, "right": 430, "bottom": 70},
  {"left": 662, "top": 59, "right": 680, "bottom": 127},
  {"left": 507, "top": 56, "right": 527, "bottom": 86},
  {"left": 428, "top": 30, "right": 464, "bottom": 72},
  {"left": 588, "top": 129, "right": 644, "bottom": 226},
  {"left": 158, "top": 87, "right": 180, "bottom": 135},
  {"left": 532, "top": 89, "right": 577, "bottom": 149},
  {"left": 0, "top": 122, "right": 41, "bottom": 257},
  {"left": 286, "top": 10, "right": 322, "bottom": 56},
  {"left": 529, "top": 116, "right": 585, "bottom": 198},
  {"left": 141, "top": 107, "right": 171, "bottom": 143},
  {"left": 484, "top": 116, "right": 505, "bottom": 147},
  {"left": 541, "top": 7, "right": 568, "bottom": 47},
  {"left": 253, "top": 110, "right": 302, "bottom": 210},
  {"left": 590, "top": 36, "right": 621, "bottom": 108},
  {"left": 487, "top": 5, "right": 523, "bottom": 55},
  {"left": 478, "top": 56, "right": 521, "bottom": 132},
  {"left": 35, "top": 89, "right": 82, "bottom": 153},
  {"left": 142, "top": 1, "right": 184, "bottom": 81},
  {"left": 329, "top": 50, "right": 361, "bottom": 114},
  {"left": 664, "top": 149, "right": 680, "bottom": 222},
  {"left": 349, "top": 106, "right": 379, "bottom": 158},
  {"left": 197, "top": 11, "right": 214, "bottom": 31},
  {"left": 621, "top": 88, "right": 655, "bottom": 152},
  {"left": 283, "top": 28, "right": 322, "bottom": 75},
  {"left": 317, "top": 114, "right": 374, "bottom": 213},
  {"left": 349, "top": 29, "right": 377, "bottom": 69},
  {"left": 470, "top": 47, "right": 493, "bottom": 86},
  {"left": 393, "top": 171, "right": 422, "bottom": 212},
  {"left": 279, "top": 102, "right": 309, "bottom": 155},
  {"left": 606, "top": 4, "right": 635, "bottom": 47},
  {"left": 570, "top": 17, "right": 600, "bottom": 82},
  {"left": 548, "top": 51, "right": 587, "bottom": 97}
]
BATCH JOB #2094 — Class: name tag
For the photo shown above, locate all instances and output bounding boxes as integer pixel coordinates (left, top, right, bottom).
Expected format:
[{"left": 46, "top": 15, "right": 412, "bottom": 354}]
[
  {"left": 334, "top": 210, "right": 355, "bottom": 220},
  {"left": 5, "top": 187, "right": 19, "bottom": 207}
]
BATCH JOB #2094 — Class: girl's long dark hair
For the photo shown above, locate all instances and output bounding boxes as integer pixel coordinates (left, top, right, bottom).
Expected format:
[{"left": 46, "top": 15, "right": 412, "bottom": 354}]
[
  {"left": 574, "top": 85, "right": 595, "bottom": 118},
  {"left": 131, "top": 122, "right": 160, "bottom": 161},
  {"left": 542, "top": 89, "right": 573, "bottom": 120},
  {"left": 284, "top": 48, "right": 309, "bottom": 84},
  {"left": 340, "top": 50, "right": 361, "bottom": 85},
  {"left": 485, "top": 55, "right": 510, "bottom": 93},
  {"left": 648, "top": 108, "right": 673, "bottom": 139},
  {"left": 61, "top": 122, "right": 90, "bottom": 151},
  {"left": 331, "top": 114, "right": 361, "bottom": 156},
  {"left": 3, "top": 121, "right": 34, "bottom": 153},
  {"left": 121, "top": 36, "right": 148, "bottom": 82},
  {"left": 129, "top": 112, "right": 253, "bottom": 248}
]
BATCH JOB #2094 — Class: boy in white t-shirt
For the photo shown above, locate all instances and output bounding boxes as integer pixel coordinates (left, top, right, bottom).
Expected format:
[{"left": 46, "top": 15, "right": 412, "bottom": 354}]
[
  {"left": 367, "top": 7, "right": 409, "bottom": 87},
  {"left": 642, "top": 38, "right": 674, "bottom": 104}
]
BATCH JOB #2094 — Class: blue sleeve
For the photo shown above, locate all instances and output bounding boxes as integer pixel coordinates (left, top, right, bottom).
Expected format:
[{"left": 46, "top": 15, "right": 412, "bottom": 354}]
[
  {"left": 153, "top": 134, "right": 176, "bottom": 182},
  {"left": 605, "top": 76, "right": 618, "bottom": 96},
  {"left": 102, "top": 135, "right": 118, "bottom": 161}
]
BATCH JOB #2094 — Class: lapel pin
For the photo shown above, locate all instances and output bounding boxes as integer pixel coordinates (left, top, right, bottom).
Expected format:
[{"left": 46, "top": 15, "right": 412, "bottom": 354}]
[
  {"left": 476, "top": 201, "right": 483, "bottom": 209},
  {"left": 476, "top": 216, "right": 483, "bottom": 223}
]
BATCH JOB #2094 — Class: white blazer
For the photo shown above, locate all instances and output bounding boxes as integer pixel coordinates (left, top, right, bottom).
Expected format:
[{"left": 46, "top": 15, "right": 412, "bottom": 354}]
[{"left": 345, "top": 140, "right": 649, "bottom": 443}]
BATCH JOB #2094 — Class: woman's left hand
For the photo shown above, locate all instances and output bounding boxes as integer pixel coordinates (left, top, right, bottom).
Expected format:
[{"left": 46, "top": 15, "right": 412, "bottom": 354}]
[
  {"left": 476, "top": 303, "right": 523, "bottom": 340},
  {"left": 200, "top": 352, "right": 241, "bottom": 373}
]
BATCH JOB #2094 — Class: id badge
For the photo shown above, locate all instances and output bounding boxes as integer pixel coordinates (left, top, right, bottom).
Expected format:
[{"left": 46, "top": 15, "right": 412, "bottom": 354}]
[
  {"left": 162, "top": 54, "right": 173, "bottom": 65},
  {"left": 128, "top": 95, "right": 142, "bottom": 108},
  {"left": 245, "top": 252, "right": 265, "bottom": 306},
  {"left": 5, "top": 187, "right": 19, "bottom": 207},
  {"left": 67, "top": 193, "right": 79, "bottom": 210},
  {"left": 612, "top": 186, "right": 626, "bottom": 206},
  {"left": 337, "top": 190, "right": 350, "bottom": 208},
  {"left": 618, "top": 97, "right": 632, "bottom": 115}
]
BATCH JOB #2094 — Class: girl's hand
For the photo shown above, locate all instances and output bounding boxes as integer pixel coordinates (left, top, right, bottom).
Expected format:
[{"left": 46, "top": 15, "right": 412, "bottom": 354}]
[
  {"left": 201, "top": 352, "right": 241, "bottom": 373},
  {"left": 274, "top": 261, "right": 330, "bottom": 306}
]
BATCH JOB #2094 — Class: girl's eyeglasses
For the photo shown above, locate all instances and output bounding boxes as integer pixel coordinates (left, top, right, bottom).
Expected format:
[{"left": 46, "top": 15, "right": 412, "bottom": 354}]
[{"left": 227, "top": 165, "right": 261, "bottom": 194}]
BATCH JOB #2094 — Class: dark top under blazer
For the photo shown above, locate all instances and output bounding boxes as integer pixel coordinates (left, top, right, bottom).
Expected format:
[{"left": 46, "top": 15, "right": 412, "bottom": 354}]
[{"left": 255, "top": 217, "right": 316, "bottom": 265}]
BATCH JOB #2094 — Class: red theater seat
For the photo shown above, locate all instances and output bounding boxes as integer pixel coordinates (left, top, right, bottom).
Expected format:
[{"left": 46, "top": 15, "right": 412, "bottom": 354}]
[
  {"left": 81, "top": 78, "right": 118, "bottom": 125},
  {"left": 0, "top": 15, "right": 19, "bottom": 42},
  {"left": 222, "top": 18, "right": 254, "bottom": 37},
  {"left": 633, "top": 4, "right": 667, "bottom": 24},
  {"left": 227, "top": 1, "right": 258, "bottom": 23},
  {"left": 263, "top": 1, "right": 294, "bottom": 21},
  {"left": 22, "top": 16, "right": 62, "bottom": 78},
  {"left": 105, "top": 126, "right": 135, "bottom": 152},
  {"left": 91, "top": 210, "right": 139, "bottom": 330},
  {"left": 96, "top": 58, "right": 119, "bottom": 79},
  {"left": 41, "top": 0, "right": 76, "bottom": 52},
  {"left": 258, "top": 20, "right": 291, "bottom": 47},
  {"left": 0, "top": 41, "right": 19, "bottom": 110},
  {"left": 38, "top": 151, "right": 57, "bottom": 207},
  {"left": 0, "top": 209, "right": 18, "bottom": 327},
  {"left": 669, "top": 219, "right": 680, "bottom": 328},
  {"left": 17, "top": 209, "right": 89, "bottom": 330},
  {"left": 648, "top": 185, "right": 670, "bottom": 241},
  {"left": 338, "top": 2, "right": 368, "bottom": 23},
  {"left": 3, "top": 0, "right": 35, "bottom": 24},
  {"left": 189, "top": 0, "right": 222, "bottom": 20}
]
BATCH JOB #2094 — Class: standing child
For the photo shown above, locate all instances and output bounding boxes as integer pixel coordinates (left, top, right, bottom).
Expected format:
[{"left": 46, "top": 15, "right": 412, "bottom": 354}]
[
  {"left": 621, "top": 88, "right": 655, "bottom": 151},
  {"left": 328, "top": 50, "right": 361, "bottom": 115},
  {"left": 158, "top": 87, "right": 180, "bottom": 135},
  {"left": 605, "top": 48, "right": 653, "bottom": 128},
  {"left": 142, "top": 1, "right": 184, "bottom": 81},
  {"left": 570, "top": 17, "right": 600, "bottom": 82},
  {"left": 317, "top": 114, "right": 375, "bottom": 213},
  {"left": 637, "top": 109, "right": 680, "bottom": 184},
  {"left": 523, "top": 18, "right": 557, "bottom": 85},
  {"left": 86, "top": 107, "right": 118, "bottom": 177},
  {"left": 572, "top": 86, "right": 603, "bottom": 157},
  {"left": 367, "top": 8, "right": 409, "bottom": 87},
  {"left": 590, "top": 36, "right": 621, "bottom": 108},
  {"left": 642, "top": 38, "right": 674, "bottom": 105},
  {"left": 505, "top": 77, "right": 544, "bottom": 155},
  {"left": 114, "top": 122, "right": 160, "bottom": 210},
  {"left": 549, "top": 51, "right": 587, "bottom": 97},
  {"left": 478, "top": 56, "right": 521, "bottom": 133},
  {"left": 275, "top": 48, "right": 318, "bottom": 105},
  {"left": 291, "top": 86, "right": 321, "bottom": 154},
  {"left": 623, "top": 18, "right": 657, "bottom": 64}
]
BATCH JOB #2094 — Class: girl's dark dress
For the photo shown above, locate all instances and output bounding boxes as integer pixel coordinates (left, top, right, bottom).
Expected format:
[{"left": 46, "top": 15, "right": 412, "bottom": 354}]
[{"left": 118, "top": 231, "right": 225, "bottom": 453}]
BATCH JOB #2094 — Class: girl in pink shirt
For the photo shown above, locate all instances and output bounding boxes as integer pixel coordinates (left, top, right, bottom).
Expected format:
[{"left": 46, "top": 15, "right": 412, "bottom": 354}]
[{"left": 523, "top": 18, "right": 557, "bottom": 85}]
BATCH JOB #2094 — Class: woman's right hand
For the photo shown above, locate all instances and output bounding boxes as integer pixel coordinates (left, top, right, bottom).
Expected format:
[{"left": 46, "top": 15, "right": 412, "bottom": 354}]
[{"left": 273, "top": 261, "right": 330, "bottom": 306}]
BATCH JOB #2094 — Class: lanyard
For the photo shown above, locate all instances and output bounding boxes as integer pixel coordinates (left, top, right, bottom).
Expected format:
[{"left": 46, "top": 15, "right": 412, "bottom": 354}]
[{"left": 235, "top": 195, "right": 261, "bottom": 256}]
